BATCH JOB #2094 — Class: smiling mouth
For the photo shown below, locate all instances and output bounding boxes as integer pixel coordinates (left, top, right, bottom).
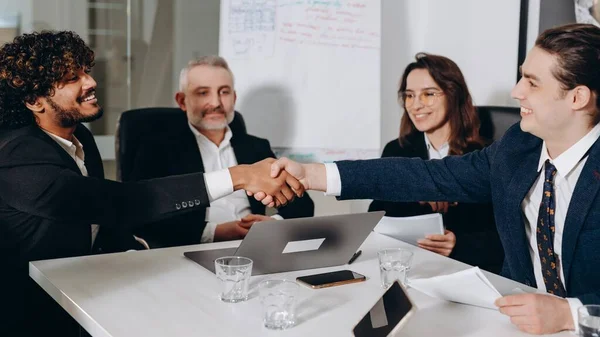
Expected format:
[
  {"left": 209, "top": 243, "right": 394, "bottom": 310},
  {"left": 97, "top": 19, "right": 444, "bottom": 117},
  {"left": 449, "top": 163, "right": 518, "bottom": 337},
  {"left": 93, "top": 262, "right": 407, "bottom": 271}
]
[
  {"left": 521, "top": 107, "right": 533, "bottom": 115},
  {"left": 79, "top": 90, "right": 96, "bottom": 103},
  {"left": 412, "top": 112, "right": 431, "bottom": 120},
  {"left": 202, "top": 108, "right": 225, "bottom": 117}
]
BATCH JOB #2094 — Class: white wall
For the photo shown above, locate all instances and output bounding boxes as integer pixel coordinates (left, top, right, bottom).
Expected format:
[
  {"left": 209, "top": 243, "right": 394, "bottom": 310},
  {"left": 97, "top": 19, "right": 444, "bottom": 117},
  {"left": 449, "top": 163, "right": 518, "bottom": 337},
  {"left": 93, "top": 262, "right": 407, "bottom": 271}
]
[
  {"left": 172, "top": 0, "right": 221, "bottom": 98},
  {"left": 30, "top": 0, "right": 88, "bottom": 39},
  {"left": 0, "top": 0, "right": 32, "bottom": 32}
]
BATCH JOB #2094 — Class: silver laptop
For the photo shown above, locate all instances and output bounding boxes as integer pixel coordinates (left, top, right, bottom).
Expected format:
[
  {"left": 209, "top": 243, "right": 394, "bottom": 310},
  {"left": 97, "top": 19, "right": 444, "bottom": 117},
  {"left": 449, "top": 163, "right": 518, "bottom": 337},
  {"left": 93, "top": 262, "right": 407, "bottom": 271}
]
[{"left": 184, "top": 211, "right": 385, "bottom": 275}]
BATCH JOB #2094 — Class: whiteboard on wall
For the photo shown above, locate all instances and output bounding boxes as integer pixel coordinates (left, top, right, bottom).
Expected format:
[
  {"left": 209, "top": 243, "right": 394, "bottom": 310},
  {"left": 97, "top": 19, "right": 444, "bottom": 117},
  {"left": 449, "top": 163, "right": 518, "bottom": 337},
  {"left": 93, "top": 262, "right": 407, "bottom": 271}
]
[{"left": 219, "top": 0, "right": 381, "bottom": 162}]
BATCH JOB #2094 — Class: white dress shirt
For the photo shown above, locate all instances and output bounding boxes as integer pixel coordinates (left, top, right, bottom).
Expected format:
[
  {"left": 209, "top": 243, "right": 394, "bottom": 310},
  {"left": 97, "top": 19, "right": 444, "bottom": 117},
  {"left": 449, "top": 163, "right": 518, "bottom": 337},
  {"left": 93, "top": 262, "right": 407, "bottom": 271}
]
[
  {"left": 189, "top": 124, "right": 282, "bottom": 243},
  {"left": 424, "top": 134, "right": 449, "bottom": 159},
  {"left": 324, "top": 123, "right": 600, "bottom": 328}
]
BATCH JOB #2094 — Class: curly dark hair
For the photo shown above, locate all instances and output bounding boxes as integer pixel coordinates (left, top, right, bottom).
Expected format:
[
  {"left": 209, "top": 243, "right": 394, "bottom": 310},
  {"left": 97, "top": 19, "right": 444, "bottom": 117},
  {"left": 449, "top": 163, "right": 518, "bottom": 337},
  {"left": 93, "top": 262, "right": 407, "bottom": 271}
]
[{"left": 0, "top": 30, "right": 95, "bottom": 129}]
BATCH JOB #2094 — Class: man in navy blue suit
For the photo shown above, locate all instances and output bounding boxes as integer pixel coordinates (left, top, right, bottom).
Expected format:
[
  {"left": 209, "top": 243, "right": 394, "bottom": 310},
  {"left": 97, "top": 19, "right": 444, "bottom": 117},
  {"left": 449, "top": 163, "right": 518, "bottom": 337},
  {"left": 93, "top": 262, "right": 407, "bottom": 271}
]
[{"left": 259, "top": 23, "right": 600, "bottom": 335}]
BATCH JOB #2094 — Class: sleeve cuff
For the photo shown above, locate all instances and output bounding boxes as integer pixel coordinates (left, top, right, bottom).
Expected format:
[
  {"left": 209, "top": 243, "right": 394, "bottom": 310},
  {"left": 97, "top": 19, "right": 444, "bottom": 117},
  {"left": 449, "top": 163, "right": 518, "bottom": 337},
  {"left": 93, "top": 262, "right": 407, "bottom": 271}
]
[
  {"left": 201, "top": 222, "right": 218, "bottom": 243},
  {"left": 324, "top": 162, "right": 342, "bottom": 196},
  {"left": 271, "top": 214, "right": 284, "bottom": 220},
  {"left": 204, "top": 169, "right": 234, "bottom": 203},
  {"left": 567, "top": 297, "right": 583, "bottom": 333}
]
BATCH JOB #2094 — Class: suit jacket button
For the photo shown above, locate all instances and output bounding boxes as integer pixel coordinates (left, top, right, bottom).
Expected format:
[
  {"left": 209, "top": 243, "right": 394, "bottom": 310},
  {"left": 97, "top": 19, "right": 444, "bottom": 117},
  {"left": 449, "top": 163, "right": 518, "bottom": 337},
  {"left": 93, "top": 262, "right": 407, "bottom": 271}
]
[
  {"left": 182, "top": 201, "right": 188, "bottom": 208},
  {"left": 188, "top": 200, "right": 194, "bottom": 207},
  {"left": 194, "top": 199, "right": 201, "bottom": 206},
  {"left": 175, "top": 203, "right": 181, "bottom": 210}
]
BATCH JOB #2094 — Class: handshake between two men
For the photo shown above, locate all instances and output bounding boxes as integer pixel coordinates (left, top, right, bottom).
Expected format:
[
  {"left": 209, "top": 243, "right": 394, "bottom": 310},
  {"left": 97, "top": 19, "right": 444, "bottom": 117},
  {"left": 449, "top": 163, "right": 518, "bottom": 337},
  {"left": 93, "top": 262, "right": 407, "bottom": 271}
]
[
  {"left": 229, "top": 158, "right": 309, "bottom": 208},
  {"left": 242, "top": 158, "right": 324, "bottom": 207}
]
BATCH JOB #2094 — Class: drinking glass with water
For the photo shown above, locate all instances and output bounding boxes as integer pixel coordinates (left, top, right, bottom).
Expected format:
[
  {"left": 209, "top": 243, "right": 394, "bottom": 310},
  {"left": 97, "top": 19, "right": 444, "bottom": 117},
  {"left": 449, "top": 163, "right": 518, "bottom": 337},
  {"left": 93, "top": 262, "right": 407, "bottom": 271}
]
[
  {"left": 579, "top": 305, "right": 600, "bottom": 337},
  {"left": 378, "top": 248, "right": 414, "bottom": 288},
  {"left": 259, "top": 279, "right": 299, "bottom": 330},
  {"left": 214, "top": 256, "right": 253, "bottom": 303}
]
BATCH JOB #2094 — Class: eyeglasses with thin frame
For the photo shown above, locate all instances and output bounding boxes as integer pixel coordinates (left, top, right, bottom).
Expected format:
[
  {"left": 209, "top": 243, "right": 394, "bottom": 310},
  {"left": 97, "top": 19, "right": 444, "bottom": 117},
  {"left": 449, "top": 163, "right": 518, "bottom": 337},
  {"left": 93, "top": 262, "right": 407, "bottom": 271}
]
[{"left": 399, "top": 90, "right": 445, "bottom": 108}]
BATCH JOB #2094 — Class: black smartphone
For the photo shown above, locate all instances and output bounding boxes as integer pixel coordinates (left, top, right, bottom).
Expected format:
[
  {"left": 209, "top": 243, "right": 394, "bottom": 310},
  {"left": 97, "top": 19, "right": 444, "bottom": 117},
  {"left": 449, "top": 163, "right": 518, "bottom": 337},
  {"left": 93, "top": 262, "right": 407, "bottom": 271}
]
[
  {"left": 296, "top": 270, "right": 366, "bottom": 289},
  {"left": 353, "top": 281, "right": 416, "bottom": 337}
]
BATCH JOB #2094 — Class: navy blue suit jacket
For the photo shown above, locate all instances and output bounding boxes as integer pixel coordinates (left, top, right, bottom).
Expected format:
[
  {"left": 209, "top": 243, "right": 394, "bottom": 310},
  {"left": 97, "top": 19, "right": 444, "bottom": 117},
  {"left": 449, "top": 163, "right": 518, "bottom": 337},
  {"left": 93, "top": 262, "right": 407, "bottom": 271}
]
[{"left": 337, "top": 124, "right": 600, "bottom": 304}]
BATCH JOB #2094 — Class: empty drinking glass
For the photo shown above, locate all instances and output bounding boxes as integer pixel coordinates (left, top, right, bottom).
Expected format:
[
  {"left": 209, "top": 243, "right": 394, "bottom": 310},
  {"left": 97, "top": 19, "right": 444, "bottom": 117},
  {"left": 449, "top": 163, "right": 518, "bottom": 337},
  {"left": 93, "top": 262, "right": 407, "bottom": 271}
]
[
  {"left": 579, "top": 305, "right": 600, "bottom": 337},
  {"left": 214, "top": 256, "right": 253, "bottom": 303},
  {"left": 378, "top": 248, "right": 414, "bottom": 288},
  {"left": 258, "top": 279, "right": 299, "bottom": 330}
]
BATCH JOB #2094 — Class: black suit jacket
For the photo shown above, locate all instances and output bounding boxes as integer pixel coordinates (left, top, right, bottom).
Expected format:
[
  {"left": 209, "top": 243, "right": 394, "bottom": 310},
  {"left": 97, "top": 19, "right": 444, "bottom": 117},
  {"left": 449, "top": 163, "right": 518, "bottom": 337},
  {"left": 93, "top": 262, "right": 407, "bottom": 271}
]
[
  {"left": 0, "top": 124, "right": 211, "bottom": 336},
  {"left": 369, "top": 133, "right": 504, "bottom": 273},
  {"left": 126, "top": 121, "right": 314, "bottom": 248}
]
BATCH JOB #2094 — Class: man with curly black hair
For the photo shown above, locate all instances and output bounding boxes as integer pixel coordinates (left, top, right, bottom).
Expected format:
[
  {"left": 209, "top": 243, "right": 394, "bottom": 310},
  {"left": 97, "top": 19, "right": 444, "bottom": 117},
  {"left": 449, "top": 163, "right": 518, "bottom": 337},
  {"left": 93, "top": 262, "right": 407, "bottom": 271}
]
[{"left": 0, "top": 31, "right": 303, "bottom": 336}]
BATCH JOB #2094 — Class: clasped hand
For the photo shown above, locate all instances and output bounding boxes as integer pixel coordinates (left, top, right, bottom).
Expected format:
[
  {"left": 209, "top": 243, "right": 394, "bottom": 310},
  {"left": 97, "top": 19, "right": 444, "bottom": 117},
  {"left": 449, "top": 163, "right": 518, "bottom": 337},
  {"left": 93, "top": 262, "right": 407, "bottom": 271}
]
[
  {"left": 235, "top": 158, "right": 304, "bottom": 207},
  {"left": 246, "top": 157, "right": 311, "bottom": 207}
]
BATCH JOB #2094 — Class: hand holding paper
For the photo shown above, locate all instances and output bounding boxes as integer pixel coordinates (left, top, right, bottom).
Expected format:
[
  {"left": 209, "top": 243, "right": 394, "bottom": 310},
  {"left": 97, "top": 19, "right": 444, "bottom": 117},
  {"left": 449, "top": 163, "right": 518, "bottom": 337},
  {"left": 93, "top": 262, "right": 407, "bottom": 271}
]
[
  {"left": 495, "top": 293, "right": 574, "bottom": 334},
  {"left": 374, "top": 214, "right": 445, "bottom": 246}
]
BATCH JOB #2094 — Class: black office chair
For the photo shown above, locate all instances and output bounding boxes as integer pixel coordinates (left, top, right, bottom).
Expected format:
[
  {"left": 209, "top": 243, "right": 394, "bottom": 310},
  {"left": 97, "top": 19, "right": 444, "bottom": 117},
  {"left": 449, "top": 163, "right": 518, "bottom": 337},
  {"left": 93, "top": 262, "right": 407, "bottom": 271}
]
[
  {"left": 476, "top": 106, "right": 521, "bottom": 141},
  {"left": 115, "top": 107, "right": 246, "bottom": 181}
]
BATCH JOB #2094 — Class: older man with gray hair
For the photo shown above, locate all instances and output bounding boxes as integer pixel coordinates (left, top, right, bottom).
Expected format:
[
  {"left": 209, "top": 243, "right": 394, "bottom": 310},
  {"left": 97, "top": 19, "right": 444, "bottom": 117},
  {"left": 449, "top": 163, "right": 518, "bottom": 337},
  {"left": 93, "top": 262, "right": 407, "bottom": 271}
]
[{"left": 128, "top": 55, "right": 314, "bottom": 247}]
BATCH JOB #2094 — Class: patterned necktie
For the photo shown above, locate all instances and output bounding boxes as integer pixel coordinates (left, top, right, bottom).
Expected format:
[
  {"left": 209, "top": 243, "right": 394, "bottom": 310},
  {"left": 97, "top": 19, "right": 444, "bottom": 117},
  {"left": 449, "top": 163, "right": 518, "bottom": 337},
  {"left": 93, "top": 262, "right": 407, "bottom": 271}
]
[{"left": 536, "top": 160, "right": 566, "bottom": 297}]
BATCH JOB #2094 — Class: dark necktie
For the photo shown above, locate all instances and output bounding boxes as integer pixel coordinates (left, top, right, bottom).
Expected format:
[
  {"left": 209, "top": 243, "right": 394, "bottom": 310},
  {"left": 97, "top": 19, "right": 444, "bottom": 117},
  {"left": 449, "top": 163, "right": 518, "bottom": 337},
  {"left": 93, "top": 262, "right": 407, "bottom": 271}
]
[{"left": 536, "top": 160, "right": 566, "bottom": 297}]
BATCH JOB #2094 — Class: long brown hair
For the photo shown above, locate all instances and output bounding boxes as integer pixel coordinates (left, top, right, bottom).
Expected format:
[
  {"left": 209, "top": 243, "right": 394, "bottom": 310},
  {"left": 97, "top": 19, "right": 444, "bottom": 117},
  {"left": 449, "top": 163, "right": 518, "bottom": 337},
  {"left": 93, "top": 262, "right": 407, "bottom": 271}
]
[{"left": 398, "top": 53, "right": 485, "bottom": 155}]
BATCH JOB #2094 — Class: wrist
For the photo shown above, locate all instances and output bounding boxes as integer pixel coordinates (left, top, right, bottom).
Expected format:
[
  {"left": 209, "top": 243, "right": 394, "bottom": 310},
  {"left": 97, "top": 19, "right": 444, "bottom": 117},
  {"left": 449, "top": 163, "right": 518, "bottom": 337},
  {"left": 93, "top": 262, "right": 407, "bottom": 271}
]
[
  {"left": 305, "top": 163, "right": 327, "bottom": 191},
  {"left": 561, "top": 298, "right": 575, "bottom": 331},
  {"left": 213, "top": 223, "right": 227, "bottom": 242},
  {"left": 229, "top": 165, "right": 249, "bottom": 191}
]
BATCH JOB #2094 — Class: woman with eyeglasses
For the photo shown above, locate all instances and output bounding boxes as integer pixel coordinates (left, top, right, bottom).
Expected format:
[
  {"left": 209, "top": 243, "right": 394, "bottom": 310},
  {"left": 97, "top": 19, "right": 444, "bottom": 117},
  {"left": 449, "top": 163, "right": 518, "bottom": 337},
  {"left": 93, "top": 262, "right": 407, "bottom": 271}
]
[{"left": 369, "top": 53, "right": 504, "bottom": 273}]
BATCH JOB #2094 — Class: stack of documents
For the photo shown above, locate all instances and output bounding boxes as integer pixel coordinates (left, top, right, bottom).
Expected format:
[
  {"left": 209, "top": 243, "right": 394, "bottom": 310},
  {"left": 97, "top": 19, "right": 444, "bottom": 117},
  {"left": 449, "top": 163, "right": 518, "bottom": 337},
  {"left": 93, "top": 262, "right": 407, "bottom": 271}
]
[
  {"left": 374, "top": 214, "right": 444, "bottom": 246},
  {"left": 409, "top": 267, "right": 502, "bottom": 309}
]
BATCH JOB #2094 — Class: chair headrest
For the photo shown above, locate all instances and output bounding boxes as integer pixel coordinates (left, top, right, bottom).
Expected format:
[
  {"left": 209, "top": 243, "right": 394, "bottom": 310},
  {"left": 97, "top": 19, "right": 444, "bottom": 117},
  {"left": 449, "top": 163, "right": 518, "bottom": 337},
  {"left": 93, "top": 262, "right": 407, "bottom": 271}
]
[
  {"left": 476, "top": 106, "right": 521, "bottom": 140},
  {"left": 115, "top": 107, "right": 246, "bottom": 181}
]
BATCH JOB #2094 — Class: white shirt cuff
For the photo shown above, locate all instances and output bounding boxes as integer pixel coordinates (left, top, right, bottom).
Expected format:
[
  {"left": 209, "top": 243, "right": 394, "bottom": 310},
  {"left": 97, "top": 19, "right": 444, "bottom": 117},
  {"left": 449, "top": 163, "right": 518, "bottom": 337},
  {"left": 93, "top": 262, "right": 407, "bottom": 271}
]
[
  {"left": 566, "top": 297, "right": 583, "bottom": 333},
  {"left": 201, "top": 222, "right": 218, "bottom": 243},
  {"left": 324, "top": 162, "right": 342, "bottom": 196},
  {"left": 271, "top": 214, "right": 284, "bottom": 220},
  {"left": 204, "top": 169, "right": 234, "bottom": 202}
]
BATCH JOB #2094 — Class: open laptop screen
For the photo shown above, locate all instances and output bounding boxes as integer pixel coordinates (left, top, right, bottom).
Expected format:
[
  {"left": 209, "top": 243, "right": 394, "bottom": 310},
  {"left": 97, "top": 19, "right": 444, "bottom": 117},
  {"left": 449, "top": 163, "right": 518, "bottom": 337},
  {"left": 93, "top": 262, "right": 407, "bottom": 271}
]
[{"left": 353, "top": 281, "right": 415, "bottom": 337}]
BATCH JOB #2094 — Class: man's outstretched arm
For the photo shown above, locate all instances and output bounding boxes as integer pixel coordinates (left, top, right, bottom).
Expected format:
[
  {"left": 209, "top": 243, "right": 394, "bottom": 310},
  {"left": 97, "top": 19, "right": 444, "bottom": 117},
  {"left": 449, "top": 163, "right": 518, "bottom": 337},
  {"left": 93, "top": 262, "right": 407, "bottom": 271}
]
[{"left": 255, "top": 141, "right": 498, "bottom": 206}]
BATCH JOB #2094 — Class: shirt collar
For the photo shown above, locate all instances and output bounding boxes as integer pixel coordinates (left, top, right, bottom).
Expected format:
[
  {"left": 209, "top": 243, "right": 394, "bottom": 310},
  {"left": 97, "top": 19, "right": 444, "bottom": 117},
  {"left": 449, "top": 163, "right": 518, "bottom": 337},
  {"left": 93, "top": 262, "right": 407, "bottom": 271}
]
[
  {"left": 423, "top": 133, "right": 449, "bottom": 152},
  {"left": 188, "top": 122, "right": 232, "bottom": 149},
  {"left": 42, "top": 129, "right": 85, "bottom": 161},
  {"left": 537, "top": 123, "right": 600, "bottom": 176}
]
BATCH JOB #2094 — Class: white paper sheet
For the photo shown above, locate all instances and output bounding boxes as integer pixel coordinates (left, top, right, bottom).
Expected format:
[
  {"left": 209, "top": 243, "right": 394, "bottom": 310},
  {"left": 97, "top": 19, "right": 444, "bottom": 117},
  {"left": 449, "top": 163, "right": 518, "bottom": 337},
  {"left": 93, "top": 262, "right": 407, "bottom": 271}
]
[
  {"left": 409, "top": 267, "right": 502, "bottom": 310},
  {"left": 373, "top": 214, "right": 444, "bottom": 246}
]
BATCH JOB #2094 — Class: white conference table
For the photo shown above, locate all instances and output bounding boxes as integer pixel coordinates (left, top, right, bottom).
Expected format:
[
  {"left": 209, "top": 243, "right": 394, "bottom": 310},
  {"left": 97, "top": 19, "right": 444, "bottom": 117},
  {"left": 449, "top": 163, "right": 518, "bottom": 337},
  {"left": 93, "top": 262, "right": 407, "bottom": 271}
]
[{"left": 30, "top": 232, "right": 572, "bottom": 337}]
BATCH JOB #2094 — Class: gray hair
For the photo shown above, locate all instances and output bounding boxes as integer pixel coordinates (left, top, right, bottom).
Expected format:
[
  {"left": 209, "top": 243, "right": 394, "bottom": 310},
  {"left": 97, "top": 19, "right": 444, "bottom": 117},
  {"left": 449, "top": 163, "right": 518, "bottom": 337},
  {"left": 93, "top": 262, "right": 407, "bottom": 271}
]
[{"left": 178, "top": 55, "right": 235, "bottom": 92}]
